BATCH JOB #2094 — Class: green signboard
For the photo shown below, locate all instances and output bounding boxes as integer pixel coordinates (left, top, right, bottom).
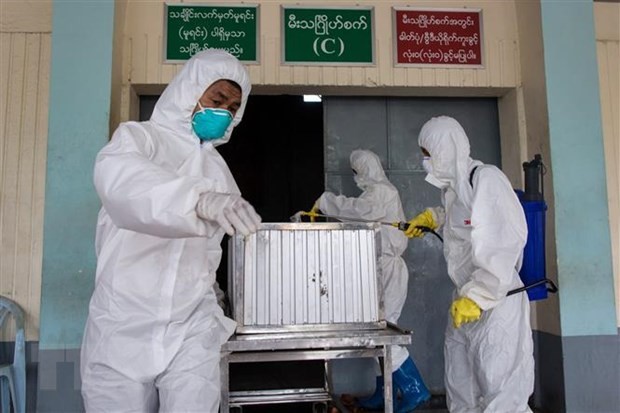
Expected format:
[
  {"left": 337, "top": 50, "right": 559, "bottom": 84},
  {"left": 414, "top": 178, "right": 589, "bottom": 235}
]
[
  {"left": 165, "top": 3, "right": 259, "bottom": 63},
  {"left": 282, "top": 6, "right": 374, "bottom": 65}
]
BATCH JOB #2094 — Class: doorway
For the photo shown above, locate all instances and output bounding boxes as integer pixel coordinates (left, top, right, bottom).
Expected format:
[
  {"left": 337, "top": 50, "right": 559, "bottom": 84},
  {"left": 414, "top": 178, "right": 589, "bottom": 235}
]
[
  {"left": 217, "top": 94, "right": 324, "bottom": 222},
  {"left": 139, "top": 93, "right": 502, "bottom": 404}
]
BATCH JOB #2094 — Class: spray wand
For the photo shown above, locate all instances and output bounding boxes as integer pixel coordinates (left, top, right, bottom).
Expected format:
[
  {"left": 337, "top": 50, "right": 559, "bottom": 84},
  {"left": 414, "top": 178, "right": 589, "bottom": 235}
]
[{"left": 290, "top": 211, "right": 443, "bottom": 242}]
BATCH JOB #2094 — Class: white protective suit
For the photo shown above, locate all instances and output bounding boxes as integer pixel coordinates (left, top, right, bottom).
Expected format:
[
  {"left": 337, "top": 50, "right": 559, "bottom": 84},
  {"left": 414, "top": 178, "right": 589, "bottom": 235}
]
[
  {"left": 80, "top": 50, "right": 251, "bottom": 412},
  {"left": 419, "top": 116, "right": 534, "bottom": 413},
  {"left": 317, "top": 149, "right": 410, "bottom": 370}
]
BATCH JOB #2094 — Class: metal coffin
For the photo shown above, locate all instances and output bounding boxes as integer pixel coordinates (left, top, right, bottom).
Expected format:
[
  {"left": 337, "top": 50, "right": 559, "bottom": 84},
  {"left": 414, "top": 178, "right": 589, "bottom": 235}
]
[{"left": 229, "top": 223, "right": 384, "bottom": 334}]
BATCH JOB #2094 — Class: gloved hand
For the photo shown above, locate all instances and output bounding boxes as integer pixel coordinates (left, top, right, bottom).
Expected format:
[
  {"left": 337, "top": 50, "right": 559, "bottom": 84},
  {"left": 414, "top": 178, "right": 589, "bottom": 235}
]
[
  {"left": 404, "top": 209, "right": 438, "bottom": 238},
  {"left": 196, "top": 192, "right": 261, "bottom": 236},
  {"left": 450, "top": 297, "right": 482, "bottom": 328},
  {"left": 290, "top": 211, "right": 304, "bottom": 222},
  {"left": 290, "top": 203, "right": 321, "bottom": 223},
  {"left": 308, "top": 202, "right": 320, "bottom": 222}
]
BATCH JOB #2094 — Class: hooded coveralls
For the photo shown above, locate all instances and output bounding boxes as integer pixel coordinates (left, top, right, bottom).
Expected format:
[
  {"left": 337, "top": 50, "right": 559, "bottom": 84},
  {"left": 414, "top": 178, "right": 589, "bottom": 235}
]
[
  {"left": 419, "top": 116, "right": 534, "bottom": 413},
  {"left": 317, "top": 149, "right": 411, "bottom": 370},
  {"left": 80, "top": 50, "right": 251, "bottom": 412}
]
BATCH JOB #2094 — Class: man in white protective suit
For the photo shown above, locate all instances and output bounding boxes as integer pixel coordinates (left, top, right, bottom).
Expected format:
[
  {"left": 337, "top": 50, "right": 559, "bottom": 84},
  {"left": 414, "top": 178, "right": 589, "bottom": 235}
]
[
  {"left": 80, "top": 50, "right": 261, "bottom": 412},
  {"left": 310, "top": 149, "right": 430, "bottom": 413},
  {"left": 405, "top": 116, "right": 534, "bottom": 413}
]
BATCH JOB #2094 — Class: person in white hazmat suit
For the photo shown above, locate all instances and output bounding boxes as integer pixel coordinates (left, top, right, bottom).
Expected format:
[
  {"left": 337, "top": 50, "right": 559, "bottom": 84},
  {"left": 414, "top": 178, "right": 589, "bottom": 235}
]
[
  {"left": 80, "top": 50, "right": 262, "bottom": 412},
  {"left": 310, "top": 149, "right": 430, "bottom": 413},
  {"left": 405, "top": 116, "right": 534, "bottom": 413}
]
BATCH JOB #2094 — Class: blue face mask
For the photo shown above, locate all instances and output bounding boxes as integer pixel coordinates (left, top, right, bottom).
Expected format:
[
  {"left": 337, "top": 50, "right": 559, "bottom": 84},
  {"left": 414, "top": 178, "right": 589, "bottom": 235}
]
[{"left": 191, "top": 103, "right": 233, "bottom": 141}]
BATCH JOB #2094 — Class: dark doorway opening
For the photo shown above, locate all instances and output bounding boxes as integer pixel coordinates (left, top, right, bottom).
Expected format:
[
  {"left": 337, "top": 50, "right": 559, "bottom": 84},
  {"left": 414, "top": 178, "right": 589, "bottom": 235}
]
[
  {"left": 217, "top": 94, "right": 324, "bottom": 222},
  {"left": 214, "top": 94, "right": 324, "bottom": 292}
]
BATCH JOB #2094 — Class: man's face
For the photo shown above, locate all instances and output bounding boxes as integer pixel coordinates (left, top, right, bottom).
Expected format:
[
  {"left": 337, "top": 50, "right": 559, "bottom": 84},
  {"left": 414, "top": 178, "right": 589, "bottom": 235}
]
[{"left": 193, "top": 79, "right": 242, "bottom": 117}]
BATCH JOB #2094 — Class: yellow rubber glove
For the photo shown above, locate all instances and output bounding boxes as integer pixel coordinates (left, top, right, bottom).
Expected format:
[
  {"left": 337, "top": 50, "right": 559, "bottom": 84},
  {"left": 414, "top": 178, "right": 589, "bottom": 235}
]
[
  {"left": 404, "top": 209, "right": 438, "bottom": 238},
  {"left": 450, "top": 297, "right": 482, "bottom": 328},
  {"left": 308, "top": 202, "right": 320, "bottom": 222}
]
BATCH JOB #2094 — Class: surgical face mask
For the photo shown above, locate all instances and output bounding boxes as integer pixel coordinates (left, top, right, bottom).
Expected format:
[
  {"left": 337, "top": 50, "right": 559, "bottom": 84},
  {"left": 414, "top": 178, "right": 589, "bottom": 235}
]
[
  {"left": 351, "top": 167, "right": 367, "bottom": 189},
  {"left": 191, "top": 103, "right": 233, "bottom": 141},
  {"left": 422, "top": 156, "right": 448, "bottom": 189},
  {"left": 353, "top": 174, "right": 366, "bottom": 190},
  {"left": 422, "top": 157, "right": 433, "bottom": 174},
  {"left": 425, "top": 173, "right": 448, "bottom": 189}
]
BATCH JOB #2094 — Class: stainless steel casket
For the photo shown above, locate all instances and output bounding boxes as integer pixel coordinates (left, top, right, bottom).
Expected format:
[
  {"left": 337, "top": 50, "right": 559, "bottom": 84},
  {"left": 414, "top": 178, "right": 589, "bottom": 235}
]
[{"left": 228, "top": 222, "right": 384, "bottom": 334}]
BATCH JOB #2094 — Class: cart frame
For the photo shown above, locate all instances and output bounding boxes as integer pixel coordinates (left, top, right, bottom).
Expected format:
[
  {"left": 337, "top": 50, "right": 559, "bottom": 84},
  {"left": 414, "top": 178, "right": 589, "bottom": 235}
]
[{"left": 220, "top": 323, "right": 412, "bottom": 413}]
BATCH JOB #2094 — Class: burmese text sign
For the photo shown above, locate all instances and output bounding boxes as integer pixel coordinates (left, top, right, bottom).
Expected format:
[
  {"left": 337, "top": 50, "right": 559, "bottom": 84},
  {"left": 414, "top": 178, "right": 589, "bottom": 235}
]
[
  {"left": 282, "top": 6, "right": 374, "bottom": 65},
  {"left": 393, "top": 7, "right": 482, "bottom": 67},
  {"left": 165, "top": 3, "right": 259, "bottom": 63}
]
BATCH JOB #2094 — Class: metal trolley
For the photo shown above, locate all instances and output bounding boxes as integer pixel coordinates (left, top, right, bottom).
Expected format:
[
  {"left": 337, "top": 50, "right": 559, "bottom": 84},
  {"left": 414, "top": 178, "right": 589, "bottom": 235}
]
[{"left": 220, "top": 223, "right": 412, "bottom": 413}]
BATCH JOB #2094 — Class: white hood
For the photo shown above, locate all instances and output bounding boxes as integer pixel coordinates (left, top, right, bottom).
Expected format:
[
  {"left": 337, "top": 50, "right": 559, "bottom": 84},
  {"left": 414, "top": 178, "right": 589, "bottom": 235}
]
[
  {"left": 418, "top": 116, "right": 481, "bottom": 206},
  {"left": 151, "top": 49, "right": 251, "bottom": 146},
  {"left": 350, "top": 149, "right": 389, "bottom": 190}
]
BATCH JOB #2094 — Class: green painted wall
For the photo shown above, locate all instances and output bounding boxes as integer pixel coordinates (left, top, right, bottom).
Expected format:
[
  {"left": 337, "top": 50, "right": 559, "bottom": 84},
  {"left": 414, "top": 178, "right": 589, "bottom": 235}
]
[
  {"left": 40, "top": 0, "right": 115, "bottom": 349},
  {"left": 541, "top": 0, "right": 616, "bottom": 337}
]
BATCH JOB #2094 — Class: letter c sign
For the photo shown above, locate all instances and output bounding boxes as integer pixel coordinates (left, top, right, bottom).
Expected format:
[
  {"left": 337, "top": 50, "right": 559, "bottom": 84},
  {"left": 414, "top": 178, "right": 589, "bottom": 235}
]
[{"left": 313, "top": 37, "right": 345, "bottom": 57}]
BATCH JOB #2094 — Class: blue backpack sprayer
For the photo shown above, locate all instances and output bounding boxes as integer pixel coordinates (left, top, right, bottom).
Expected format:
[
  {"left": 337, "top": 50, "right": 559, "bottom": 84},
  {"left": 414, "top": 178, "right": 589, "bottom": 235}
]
[
  {"left": 511, "top": 154, "right": 558, "bottom": 300},
  {"left": 430, "top": 154, "right": 558, "bottom": 299},
  {"left": 467, "top": 155, "right": 558, "bottom": 298}
]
